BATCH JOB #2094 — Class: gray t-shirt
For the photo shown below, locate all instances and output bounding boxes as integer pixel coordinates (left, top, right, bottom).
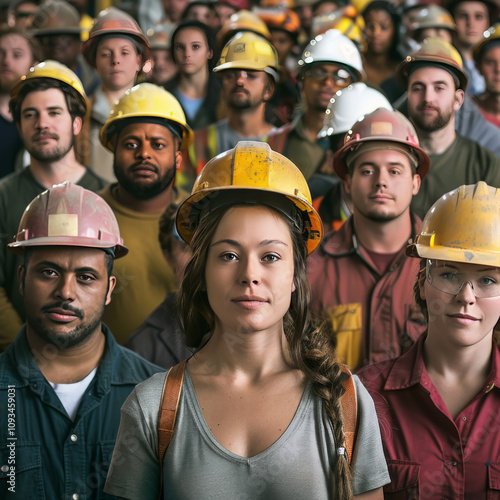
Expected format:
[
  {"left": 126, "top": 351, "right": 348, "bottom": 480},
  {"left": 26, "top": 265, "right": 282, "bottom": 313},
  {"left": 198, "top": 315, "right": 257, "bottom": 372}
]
[{"left": 105, "top": 369, "right": 389, "bottom": 499}]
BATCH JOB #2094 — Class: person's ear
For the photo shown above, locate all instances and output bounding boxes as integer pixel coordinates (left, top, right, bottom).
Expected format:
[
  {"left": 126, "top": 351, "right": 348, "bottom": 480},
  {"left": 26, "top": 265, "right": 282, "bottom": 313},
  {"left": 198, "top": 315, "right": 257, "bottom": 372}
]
[{"left": 18, "top": 265, "right": 26, "bottom": 297}]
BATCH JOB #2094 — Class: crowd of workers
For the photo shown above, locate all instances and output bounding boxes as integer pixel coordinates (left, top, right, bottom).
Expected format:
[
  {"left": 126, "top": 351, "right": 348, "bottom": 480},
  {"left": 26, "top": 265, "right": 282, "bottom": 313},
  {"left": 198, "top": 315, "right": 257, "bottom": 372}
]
[{"left": 1, "top": 0, "right": 500, "bottom": 498}]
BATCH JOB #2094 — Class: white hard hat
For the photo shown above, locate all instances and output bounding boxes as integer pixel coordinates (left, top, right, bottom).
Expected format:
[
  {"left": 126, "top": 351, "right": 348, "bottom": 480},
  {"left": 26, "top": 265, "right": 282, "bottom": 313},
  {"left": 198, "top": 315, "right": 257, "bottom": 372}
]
[
  {"left": 318, "top": 82, "right": 392, "bottom": 139},
  {"left": 297, "top": 29, "right": 364, "bottom": 81}
]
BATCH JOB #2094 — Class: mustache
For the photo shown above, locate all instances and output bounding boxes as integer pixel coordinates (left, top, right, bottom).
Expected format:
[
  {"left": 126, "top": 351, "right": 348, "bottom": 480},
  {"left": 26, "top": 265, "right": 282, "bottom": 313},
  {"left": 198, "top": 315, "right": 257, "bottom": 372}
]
[
  {"left": 231, "top": 86, "right": 249, "bottom": 95},
  {"left": 42, "top": 302, "right": 84, "bottom": 320},
  {"left": 128, "top": 161, "right": 159, "bottom": 173},
  {"left": 417, "top": 105, "right": 439, "bottom": 111},
  {"left": 32, "top": 132, "right": 59, "bottom": 141}
]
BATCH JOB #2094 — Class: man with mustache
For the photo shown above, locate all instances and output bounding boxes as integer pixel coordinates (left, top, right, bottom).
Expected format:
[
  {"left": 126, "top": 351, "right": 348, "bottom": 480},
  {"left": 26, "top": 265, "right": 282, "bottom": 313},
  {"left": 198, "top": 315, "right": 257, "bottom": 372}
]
[
  {"left": 184, "top": 31, "right": 278, "bottom": 179},
  {"left": 0, "top": 182, "right": 161, "bottom": 499},
  {"left": 0, "top": 60, "right": 107, "bottom": 351},
  {"left": 308, "top": 108, "right": 429, "bottom": 372},
  {"left": 98, "top": 83, "right": 193, "bottom": 344},
  {"left": 400, "top": 38, "right": 500, "bottom": 218}
]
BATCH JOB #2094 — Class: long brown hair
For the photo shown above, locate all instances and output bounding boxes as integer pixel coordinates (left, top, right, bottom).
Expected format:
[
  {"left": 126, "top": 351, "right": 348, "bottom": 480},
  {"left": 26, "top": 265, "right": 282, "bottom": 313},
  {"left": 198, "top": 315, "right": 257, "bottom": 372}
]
[{"left": 179, "top": 203, "right": 353, "bottom": 499}]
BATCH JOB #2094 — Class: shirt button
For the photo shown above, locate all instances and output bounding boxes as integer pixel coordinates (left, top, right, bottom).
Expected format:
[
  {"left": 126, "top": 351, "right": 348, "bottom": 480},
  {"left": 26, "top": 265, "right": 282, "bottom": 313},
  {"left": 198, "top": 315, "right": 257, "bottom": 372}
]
[
  {"left": 451, "top": 461, "right": 457, "bottom": 466},
  {"left": 70, "top": 434, "right": 78, "bottom": 442},
  {"left": 462, "top": 416, "right": 467, "bottom": 421},
  {"left": 1, "top": 465, "right": 9, "bottom": 472},
  {"left": 72, "top": 494, "right": 79, "bottom": 500}
]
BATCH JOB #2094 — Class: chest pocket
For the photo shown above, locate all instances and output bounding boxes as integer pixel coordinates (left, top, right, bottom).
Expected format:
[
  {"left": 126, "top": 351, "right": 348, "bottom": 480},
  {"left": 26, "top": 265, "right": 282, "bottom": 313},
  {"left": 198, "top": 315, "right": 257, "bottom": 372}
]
[
  {"left": 93, "top": 441, "right": 117, "bottom": 499},
  {"left": 384, "top": 460, "right": 420, "bottom": 500},
  {"left": 0, "top": 442, "right": 45, "bottom": 499},
  {"left": 488, "top": 462, "right": 500, "bottom": 500},
  {"left": 324, "top": 303, "right": 362, "bottom": 369}
]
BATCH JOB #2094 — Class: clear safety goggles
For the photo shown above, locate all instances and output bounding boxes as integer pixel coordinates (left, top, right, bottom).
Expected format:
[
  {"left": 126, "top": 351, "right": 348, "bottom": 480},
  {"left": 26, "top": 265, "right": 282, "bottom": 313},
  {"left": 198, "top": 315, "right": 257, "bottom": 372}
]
[{"left": 426, "top": 259, "right": 500, "bottom": 298}]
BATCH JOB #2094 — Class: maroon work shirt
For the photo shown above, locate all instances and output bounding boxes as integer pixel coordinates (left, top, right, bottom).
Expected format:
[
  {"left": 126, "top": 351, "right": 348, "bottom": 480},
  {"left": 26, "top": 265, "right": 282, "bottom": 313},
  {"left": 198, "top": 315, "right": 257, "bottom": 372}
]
[
  {"left": 307, "top": 215, "right": 426, "bottom": 371},
  {"left": 358, "top": 334, "right": 500, "bottom": 499}
]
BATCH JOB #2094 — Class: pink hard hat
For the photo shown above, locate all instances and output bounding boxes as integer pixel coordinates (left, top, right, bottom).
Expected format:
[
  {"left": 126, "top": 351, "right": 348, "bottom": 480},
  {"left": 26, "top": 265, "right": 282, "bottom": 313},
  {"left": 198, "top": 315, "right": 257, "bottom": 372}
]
[{"left": 8, "top": 182, "right": 128, "bottom": 258}]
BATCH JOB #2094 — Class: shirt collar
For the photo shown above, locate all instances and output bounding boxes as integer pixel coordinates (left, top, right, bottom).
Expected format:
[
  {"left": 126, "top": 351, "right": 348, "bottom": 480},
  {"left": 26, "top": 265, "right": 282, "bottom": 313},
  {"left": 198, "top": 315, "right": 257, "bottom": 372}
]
[
  {"left": 0, "top": 324, "right": 150, "bottom": 391},
  {"left": 384, "top": 333, "right": 500, "bottom": 393}
]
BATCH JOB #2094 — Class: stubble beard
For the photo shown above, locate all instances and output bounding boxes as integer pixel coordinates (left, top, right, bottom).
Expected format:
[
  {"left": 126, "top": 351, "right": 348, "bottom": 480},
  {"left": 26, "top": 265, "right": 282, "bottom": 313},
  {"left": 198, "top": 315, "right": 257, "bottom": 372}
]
[
  {"left": 411, "top": 105, "right": 454, "bottom": 133},
  {"left": 26, "top": 302, "right": 105, "bottom": 350},
  {"left": 27, "top": 134, "right": 75, "bottom": 163}
]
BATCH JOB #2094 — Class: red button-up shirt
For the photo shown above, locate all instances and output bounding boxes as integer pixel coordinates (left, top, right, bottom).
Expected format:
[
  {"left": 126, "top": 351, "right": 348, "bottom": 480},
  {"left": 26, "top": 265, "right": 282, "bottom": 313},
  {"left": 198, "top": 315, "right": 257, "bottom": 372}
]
[{"left": 358, "top": 334, "right": 500, "bottom": 500}]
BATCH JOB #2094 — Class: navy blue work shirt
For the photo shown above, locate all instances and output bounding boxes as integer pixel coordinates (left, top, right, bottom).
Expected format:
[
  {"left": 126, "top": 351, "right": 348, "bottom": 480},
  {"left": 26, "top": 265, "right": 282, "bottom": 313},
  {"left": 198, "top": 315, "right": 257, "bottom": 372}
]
[{"left": 0, "top": 324, "right": 163, "bottom": 499}]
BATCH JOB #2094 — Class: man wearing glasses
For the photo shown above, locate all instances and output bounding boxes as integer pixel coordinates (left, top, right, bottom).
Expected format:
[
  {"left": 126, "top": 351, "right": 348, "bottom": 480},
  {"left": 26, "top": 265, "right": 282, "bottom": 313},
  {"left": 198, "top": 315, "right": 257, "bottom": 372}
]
[
  {"left": 267, "top": 29, "right": 364, "bottom": 180},
  {"left": 184, "top": 31, "right": 279, "bottom": 179}
]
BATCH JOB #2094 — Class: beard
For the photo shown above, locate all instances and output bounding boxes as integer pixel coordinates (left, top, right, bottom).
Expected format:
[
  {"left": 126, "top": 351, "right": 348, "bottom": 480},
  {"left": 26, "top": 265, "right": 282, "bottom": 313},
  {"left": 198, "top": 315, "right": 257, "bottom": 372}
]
[
  {"left": 113, "top": 158, "right": 176, "bottom": 200},
  {"left": 26, "top": 301, "right": 105, "bottom": 350},
  {"left": 363, "top": 210, "right": 402, "bottom": 222},
  {"left": 226, "top": 87, "right": 266, "bottom": 111},
  {"left": 410, "top": 104, "right": 454, "bottom": 133},
  {"left": 26, "top": 132, "right": 74, "bottom": 163}
]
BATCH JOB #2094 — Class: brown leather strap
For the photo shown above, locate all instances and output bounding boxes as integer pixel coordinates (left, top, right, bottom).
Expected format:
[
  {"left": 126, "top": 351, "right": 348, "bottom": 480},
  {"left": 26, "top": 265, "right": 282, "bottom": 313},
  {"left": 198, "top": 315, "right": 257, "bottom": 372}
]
[
  {"left": 158, "top": 358, "right": 188, "bottom": 499},
  {"left": 339, "top": 364, "right": 357, "bottom": 466}
]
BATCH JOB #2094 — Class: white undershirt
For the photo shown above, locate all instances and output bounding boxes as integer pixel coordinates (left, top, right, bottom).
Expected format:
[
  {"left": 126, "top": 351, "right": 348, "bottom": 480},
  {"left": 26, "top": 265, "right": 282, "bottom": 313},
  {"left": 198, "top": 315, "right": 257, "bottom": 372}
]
[{"left": 49, "top": 367, "right": 98, "bottom": 421}]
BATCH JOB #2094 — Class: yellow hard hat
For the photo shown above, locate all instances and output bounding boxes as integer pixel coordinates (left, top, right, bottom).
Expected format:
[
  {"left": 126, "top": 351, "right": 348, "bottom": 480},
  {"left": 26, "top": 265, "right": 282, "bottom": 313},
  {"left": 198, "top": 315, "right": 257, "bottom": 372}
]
[
  {"left": 100, "top": 83, "right": 193, "bottom": 152},
  {"left": 407, "top": 182, "right": 500, "bottom": 266},
  {"left": 10, "top": 60, "right": 87, "bottom": 113},
  {"left": 260, "top": 0, "right": 295, "bottom": 8},
  {"left": 176, "top": 141, "right": 323, "bottom": 254},
  {"left": 474, "top": 23, "right": 500, "bottom": 64},
  {"left": 350, "top": 0, "right": 375, "bottom": 15},
  {"left": 397, "top": 37, "right": 468, "bottom": 91},
  {"left": 217, "top": 9, "right": 271, "bottom": 48},
  {"left": 214, "top": 31, "right": 280, "bottom": 82},
  {"left": 311, "top": 6, "right": 367, "bottom": 53}
]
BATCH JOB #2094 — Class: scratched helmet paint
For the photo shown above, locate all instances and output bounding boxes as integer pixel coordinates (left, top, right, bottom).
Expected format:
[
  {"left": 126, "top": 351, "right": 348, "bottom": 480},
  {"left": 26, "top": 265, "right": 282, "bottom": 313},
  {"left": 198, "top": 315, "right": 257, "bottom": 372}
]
[
  {"left": 407, "top": 182, "right": 500, "bottom": 266},
  {"left": 176, "top": 141, "right": 323, "bottom": 254},
  {"left": 333, "top": 108, "right": 430, "bottom": 179},
  {"left": 9, "top": 182, "right": 128, "bottom": 258}
]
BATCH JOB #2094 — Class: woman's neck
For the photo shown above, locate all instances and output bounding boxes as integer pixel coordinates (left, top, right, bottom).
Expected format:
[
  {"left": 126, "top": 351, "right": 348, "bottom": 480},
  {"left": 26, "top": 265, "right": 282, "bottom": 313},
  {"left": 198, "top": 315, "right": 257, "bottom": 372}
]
[
  {"left": 423, "top": 327, "right": 493, "bottom": 382},
  {"left": 178, "top": 67, "right": 209, "bottom": 98},
  {"left": 192, "top": 325, "right": 293, "bottom": 380}
]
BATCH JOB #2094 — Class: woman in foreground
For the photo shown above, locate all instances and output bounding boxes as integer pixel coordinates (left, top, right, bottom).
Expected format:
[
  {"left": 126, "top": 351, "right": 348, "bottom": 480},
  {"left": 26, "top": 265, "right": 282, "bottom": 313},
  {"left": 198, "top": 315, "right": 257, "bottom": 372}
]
[
  {"left": 104, "top": 141, "right": 389, "bottom": 499},
  {"left": 359, "top": 181, "right": 500, "bottom": 498}
]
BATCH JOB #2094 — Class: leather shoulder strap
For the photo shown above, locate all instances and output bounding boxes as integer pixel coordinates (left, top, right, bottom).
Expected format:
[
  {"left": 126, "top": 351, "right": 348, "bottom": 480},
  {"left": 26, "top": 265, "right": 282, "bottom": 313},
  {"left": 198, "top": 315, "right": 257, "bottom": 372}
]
[
  {"left": 339, "top": 364, "right": 357, "bottom": 466},
  {"left": 158, "top": 359, "right": 188, "bottom": 466}
]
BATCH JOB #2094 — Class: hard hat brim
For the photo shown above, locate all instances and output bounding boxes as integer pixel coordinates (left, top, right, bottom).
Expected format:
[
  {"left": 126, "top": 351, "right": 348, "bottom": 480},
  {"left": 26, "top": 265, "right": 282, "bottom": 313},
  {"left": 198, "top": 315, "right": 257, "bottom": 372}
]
[
  {"left": 8, "top": 237, "right": 129, "bottom": 258},
  {"left": 176, "top": 186, "right": 323, "bottom": 254}
]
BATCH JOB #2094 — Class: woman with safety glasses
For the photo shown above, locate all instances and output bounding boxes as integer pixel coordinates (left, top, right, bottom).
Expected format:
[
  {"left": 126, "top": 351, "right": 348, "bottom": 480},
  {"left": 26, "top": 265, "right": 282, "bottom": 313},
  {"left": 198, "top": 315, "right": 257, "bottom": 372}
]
[{"left": 358, "top": 181, "right": 500, "bottom": 499}]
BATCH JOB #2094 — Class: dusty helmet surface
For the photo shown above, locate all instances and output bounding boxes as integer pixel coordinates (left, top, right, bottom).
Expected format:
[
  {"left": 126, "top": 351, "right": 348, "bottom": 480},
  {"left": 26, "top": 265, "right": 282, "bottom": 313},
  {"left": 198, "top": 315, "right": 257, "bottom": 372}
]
[
  {"left": 333, "top": 108, "right": 430, "bottom": 179},
  {"left": 9, "top": 182, "right": 128, "bottom": 258},
  {"left": 407, "top": 182, "right": 500, "bottom": 266},
  {"left": 100, "top": 83, "right": 193, "bottom": 152},
  {"left": 82, "top": 7, "right": 150, "bottom": 67},
  {"left": 397, "top": 37, "right": 467, "bottom": 90},
  {"left": 176, "top": 141, "right": 323, "bottom": 254},
  {"left": 10, "top": 59, "right": 88, "bottom": 113},
  {"left": 214, "top": 31, "right": 280, "bottom": 82}
]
